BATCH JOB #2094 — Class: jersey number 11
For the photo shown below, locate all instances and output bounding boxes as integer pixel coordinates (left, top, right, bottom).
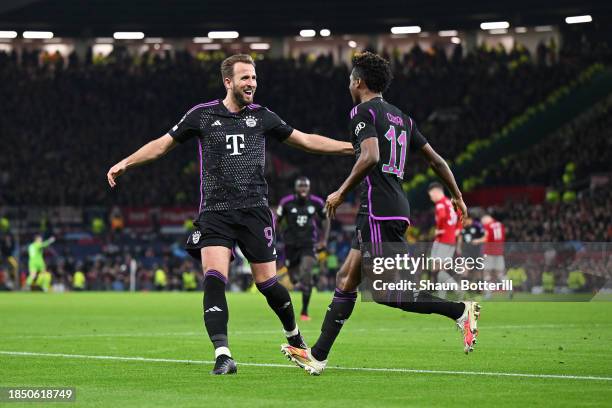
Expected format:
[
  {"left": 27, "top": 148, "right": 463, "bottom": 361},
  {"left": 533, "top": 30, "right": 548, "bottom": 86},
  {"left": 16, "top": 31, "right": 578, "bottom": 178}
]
[{"left": 382, "top": 125, "right": 408, "bottom": 179}]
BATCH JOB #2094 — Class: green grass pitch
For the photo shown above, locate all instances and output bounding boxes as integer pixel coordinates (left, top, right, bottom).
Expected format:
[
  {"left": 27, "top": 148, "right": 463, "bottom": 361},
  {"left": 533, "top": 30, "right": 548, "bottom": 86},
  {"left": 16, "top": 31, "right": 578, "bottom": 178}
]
[{"left": 1, "top": 292, "right": 611, "bottom": 407}]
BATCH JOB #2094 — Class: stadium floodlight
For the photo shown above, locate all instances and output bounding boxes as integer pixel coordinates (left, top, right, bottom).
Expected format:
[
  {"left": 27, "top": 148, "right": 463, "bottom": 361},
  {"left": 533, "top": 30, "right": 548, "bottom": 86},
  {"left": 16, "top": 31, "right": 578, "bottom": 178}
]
[
  {"left": 565, "top": 15, "right": 592, "bottom": 24},
  {"left": 515, "top": 27, "right": 528, "bottom": 33},
  {"left": 320, "top": 29, "right": 331, "bottom": 37},
  {"left": 489, "top": 28, "right": 508, "bottom": 34},
  {"left": 250, "top": 43, "right": 270, "bottom": 50},
  {"left": 193, "top": 37, "right": 212, "bottom": 43},
  {"left": 451, "top": 37, "right": 461, "bottom": 44},
  {"left": 23, "top": 31, "right": 54, "bottom": 39},
  {"left": 348, "top": 40, "right": 357, "bottom": 48},
  {"left": 208, "top": 31, "right": 239, "bottom": 39},
  {"left": 113, "top": 32, "right": 145, "bottom": 40},
  {"left": 299, "top": 29, "right": 316, "bottom": 38},
  {"left": 439, "top": 30, "right": 458, "bottom": 37},
  {"left": 0, "top": 31, "right": 17, "bottom": 39},
  {"left": 480, "top": 21, "right": 509, "bottom": 30},
  {"left": 391, "top": 26, "right": 421, "bottom": 34}
]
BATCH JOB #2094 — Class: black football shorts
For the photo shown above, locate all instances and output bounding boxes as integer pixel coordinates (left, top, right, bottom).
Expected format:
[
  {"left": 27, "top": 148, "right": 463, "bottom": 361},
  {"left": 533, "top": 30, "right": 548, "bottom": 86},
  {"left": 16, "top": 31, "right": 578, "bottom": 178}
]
[
  {"left": 284, "top": 245, "right": 316, "bottom": 269},
  {"left": 351, "top": 214, "right": 408, "bottom": 255},
  {"left": 185, "top": 206, "right": 277, "bottom": 263}
]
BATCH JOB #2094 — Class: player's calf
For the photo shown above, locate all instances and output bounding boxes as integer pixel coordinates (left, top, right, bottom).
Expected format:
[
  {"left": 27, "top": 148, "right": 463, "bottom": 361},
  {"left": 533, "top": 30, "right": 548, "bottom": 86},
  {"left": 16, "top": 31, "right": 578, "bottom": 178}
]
[{"left": 256, "top": 275, "right": 307, "bottom": 348}]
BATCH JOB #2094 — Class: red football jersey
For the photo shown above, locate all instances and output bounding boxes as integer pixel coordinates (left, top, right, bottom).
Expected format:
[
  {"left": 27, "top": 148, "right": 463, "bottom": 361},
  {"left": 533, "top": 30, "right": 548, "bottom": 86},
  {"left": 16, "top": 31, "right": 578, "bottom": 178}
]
[
  {"left": 434, "top": 197, "right": 458, "bottom": 244},
  {"left": 483, "top": 220, "right": 505, "bottom": 255}
]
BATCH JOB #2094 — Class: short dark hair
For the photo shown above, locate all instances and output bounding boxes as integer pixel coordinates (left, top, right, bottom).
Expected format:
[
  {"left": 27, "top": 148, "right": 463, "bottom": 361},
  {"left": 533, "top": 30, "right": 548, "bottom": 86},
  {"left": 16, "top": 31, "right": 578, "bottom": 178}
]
[
  {"left": 295, "top": 176, "right": 310, "bottom": 187},
  {"left": 351, "top": 52, "right": 393, "bottom": 93},
  {"left": 220, "top": 54, "right": 255, "bottom": 81},
  {"left": 427, "top": 182, "right": 444, "bottom": 192}
]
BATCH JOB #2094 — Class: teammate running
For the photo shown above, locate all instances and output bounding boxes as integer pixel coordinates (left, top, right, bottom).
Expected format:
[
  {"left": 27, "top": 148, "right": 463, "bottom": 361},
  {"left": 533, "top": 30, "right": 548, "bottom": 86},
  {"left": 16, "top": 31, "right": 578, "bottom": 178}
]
[
  {"left": 277, "top": 176, "right": 329, "bottom": 321},
  {"left": 107, "top": 54, "right": 353, "bottom": 375},
  {"left": 282, "top": 52, "right": 480, "bottom": 375},
  {"left": 26, "top": 235, "right": 55, "bottom": 289}
]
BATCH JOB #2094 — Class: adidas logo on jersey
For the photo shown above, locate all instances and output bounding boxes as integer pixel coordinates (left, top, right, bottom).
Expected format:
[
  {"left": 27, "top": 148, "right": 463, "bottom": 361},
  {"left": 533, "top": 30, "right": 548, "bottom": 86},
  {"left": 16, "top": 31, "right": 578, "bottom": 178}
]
[
  {"left": 205, "top": 306, "right": 223, "bottom": 313},
  {"left": 212, "top": 120, "right": 222, "bottom": 126}
]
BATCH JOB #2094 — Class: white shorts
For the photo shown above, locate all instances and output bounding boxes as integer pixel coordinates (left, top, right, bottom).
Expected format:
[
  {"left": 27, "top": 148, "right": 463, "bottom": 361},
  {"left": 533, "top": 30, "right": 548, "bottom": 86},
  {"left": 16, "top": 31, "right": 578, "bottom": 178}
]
[
  {"left": 431, "top": 242, "right": 456, "bottom": 260},
  {"left": 483, "top": 255, "right": 505, "bottom": 272}
]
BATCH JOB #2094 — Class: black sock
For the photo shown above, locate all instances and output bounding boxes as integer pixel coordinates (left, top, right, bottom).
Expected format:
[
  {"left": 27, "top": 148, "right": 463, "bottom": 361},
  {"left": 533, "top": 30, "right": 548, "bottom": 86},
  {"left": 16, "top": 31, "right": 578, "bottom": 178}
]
[
  {"left": 301, "top": 286, "right": 312, "bottom": 315},
  {"left": 375, "top": 290, "right": 464, "bottom": 320},
  {"left": 203, "top": 270, "right": 229, "bottom": 350},
  {"left": 256, "top": 276, "right": 296, "bottom": 332},
  {"left": 311, "top": 288, "right": 357, "bottom": 361}
]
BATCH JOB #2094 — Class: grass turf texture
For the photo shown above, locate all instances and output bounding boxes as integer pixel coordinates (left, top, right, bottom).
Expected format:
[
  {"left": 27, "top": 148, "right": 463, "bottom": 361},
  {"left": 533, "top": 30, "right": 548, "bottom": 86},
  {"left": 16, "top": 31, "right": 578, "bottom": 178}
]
[{"left": 1, "top": 292, "right": 611, "bottom": 407}]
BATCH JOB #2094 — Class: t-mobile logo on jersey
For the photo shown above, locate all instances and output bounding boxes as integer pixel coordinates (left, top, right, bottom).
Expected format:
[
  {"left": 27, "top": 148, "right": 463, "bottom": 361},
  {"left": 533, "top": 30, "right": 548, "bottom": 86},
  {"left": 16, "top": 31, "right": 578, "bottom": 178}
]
[{"left": 226, "top": 134, "right": 245, "bottom": 156}]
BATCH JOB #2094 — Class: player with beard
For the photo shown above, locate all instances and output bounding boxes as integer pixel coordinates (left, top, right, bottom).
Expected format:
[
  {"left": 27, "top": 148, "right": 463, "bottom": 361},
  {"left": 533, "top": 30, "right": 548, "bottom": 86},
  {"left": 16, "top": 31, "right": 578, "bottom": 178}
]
[
  {"left": 277, "top": 177, "right": 330, "bottom": 320},
  {"left": 107, "top": 54, "right": 353, "bottom": 375},
  {"left": 281, "top": 52, "right": 480, "bottom": 375}
]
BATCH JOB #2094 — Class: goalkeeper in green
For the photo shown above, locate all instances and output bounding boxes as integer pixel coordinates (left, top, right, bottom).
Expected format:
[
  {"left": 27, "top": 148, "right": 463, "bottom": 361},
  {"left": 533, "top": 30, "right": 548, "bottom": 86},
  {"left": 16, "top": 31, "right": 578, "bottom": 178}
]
[{"left": 26, "top": 235, "right": 55, "bottom": 288}]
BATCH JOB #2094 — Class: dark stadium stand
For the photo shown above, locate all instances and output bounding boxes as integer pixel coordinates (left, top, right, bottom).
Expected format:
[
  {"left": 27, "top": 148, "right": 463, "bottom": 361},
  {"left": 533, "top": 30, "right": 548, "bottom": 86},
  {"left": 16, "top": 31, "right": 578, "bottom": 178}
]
[{"left": 0, "top": 40, "right": 591, "bottom": 207}]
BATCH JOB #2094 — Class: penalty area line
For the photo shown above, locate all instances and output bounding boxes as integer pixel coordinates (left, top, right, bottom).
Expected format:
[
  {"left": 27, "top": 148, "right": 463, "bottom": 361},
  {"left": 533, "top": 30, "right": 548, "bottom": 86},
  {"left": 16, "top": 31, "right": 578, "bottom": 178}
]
[{"left": 1, "top": 350, "right": 611, "bottom": 382}]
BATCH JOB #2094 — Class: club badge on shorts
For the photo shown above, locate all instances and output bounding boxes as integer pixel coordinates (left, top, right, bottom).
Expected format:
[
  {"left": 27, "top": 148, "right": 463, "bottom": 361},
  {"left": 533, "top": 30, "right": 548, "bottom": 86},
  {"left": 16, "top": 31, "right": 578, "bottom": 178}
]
[{"left": 191, "top": 230, "right": 201, "bottom": 244}]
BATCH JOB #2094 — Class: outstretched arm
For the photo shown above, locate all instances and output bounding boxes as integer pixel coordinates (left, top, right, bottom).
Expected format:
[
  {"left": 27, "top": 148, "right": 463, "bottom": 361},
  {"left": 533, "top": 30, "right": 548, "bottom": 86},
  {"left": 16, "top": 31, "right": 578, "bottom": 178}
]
[
  {"left": 107, "top": 134, "right": 177, "bottom": 187},
  {"left": 325, "top": 138, "right": 379, "bottom": 218},
  {"left": 41, "top": 237, "right": 55, "bottom": 248},
  {"left": 284, "top": 129, "right": 354, "bottom": 155},
  {"left": 419, "top": 143, "right": 467, "bottom": 223}
]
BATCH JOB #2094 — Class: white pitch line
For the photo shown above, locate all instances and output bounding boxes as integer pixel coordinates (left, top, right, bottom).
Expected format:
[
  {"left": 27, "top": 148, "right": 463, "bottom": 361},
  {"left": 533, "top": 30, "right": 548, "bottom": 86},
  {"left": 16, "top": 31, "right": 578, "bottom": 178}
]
[
  {"left": 2, "top": 323, "right": 609, "bottom": 339},
  {"left": 1, "top": 350, "right": 611, "bottom": 382}
]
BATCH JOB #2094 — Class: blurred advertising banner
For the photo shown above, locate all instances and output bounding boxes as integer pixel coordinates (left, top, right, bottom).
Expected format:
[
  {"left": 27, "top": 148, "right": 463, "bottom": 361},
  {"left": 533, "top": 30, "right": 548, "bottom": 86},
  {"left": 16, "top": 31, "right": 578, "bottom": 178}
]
[{"left": 464, "top": 187, "right": 546, "bottom": 206}]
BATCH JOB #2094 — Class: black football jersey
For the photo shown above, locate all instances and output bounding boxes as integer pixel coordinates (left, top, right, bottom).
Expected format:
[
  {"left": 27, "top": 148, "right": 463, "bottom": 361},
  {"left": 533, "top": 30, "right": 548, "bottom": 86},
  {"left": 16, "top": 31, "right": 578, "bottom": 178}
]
[
  {"left": 461, "top": 221, "right": 485, "bottom": 244},
  {"left": 169, "top": 100, "right": 293, "bottom": 211},
  {"left": 349, "top": 97, "right": 428, "bottom": 220},
  {"left": 276, "top": 194, "right": 326, "bottom": 246}
]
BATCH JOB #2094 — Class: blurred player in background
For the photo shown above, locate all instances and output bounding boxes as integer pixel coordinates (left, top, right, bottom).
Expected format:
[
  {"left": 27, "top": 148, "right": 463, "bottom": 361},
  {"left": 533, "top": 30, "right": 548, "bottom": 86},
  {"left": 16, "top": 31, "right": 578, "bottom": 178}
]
[
  {"left": 277, "top": 176, "right": 330, "bottom": 321},
  {"left": 473, "top": 214, "right": 506, "bottom": 298},
  {"left": 427, "top": 182, "right": 461, "bottom": 298},
  {"left": 107, "top": 54, "right": 353, "bottom": 375},
  {"left": 457, "top": 213, "right": 485, "bottom": 281},
  {"left": 282, "top": 52, "right": 480, "bottom": 375},
  {"left": 26, "top": 234, "right": 55, "bottom": 289}
]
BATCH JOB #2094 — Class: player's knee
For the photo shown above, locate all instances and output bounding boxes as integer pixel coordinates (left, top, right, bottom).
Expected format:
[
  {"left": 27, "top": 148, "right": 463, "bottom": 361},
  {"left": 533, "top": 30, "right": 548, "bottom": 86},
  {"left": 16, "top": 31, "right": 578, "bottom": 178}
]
[{"left": 336, "top": 271, "right": 358, "bottom": 292}]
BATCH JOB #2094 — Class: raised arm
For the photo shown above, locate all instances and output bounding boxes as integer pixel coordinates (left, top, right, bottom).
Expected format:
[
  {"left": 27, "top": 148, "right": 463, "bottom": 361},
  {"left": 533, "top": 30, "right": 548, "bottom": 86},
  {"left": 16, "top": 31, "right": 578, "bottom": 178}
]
[
  {"left": 325, "top": 137, "right": 379, "bottom": 218},
  {"left": 419, "top": 143, "right": 467, "bottom": 223},
  {"left": 284, "top": 129, "right": 354, "bottom": 156},
  {"left": 107, "top": 134, "right": 177, "bottom": 187}
]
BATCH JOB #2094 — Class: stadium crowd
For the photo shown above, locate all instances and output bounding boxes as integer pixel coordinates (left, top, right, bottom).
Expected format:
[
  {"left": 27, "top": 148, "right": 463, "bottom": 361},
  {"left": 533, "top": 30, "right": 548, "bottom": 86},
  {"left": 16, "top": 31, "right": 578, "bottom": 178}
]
[
  {"left": 483, "top": 96, "right": 612, "bottom": 187},
  {"left": 0, "top": 38, "right": 592, "bottom": 208}
]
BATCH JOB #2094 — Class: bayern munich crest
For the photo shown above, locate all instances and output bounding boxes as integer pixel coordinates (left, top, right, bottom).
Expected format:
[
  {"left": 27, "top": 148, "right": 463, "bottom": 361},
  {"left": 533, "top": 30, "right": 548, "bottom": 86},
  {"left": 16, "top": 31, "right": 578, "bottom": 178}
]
[
  {"left": 191, "top": 230, "right": 201, "bottom": 244},
  {"left": 245, "top": 116, "right": 257, "bottom": 127}
]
